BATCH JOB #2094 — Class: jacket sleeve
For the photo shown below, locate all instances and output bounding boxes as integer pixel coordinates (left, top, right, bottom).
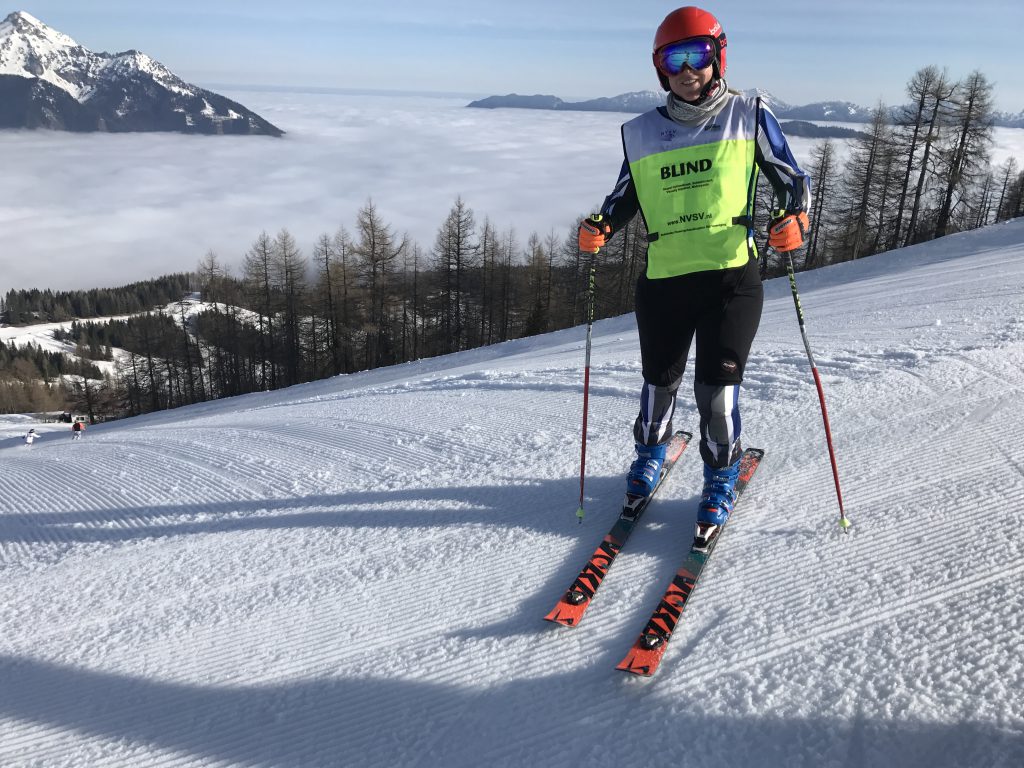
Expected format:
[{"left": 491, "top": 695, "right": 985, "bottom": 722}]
[
  {"left": 597, "top": 158, "right": 640, "bottom": 233},
  {"left": 755, "top": 101, "right": 812, "bottom": 214}
]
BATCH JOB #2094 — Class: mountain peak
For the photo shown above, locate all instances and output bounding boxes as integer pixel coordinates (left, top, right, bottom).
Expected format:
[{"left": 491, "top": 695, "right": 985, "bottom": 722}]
[
  {"left": 2, "top": 9, "right": 74, "bottom": 43},
  {"left": 0, "top": 11, "right": 283, "bottom": 135},
  {"left": 5, "top": 10, "right": 44, "bottom": 26}
]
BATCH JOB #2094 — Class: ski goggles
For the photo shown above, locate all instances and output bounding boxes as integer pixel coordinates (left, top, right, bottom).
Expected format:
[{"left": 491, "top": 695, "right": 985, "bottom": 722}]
[{"left": 654, "top": 37, "right": 717, "bottom": 75}]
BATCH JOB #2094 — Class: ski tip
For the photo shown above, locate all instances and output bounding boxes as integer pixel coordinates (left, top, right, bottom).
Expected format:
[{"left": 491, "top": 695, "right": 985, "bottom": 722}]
[
  {"left": 543, "top": 610, "right": 578, "bottom": 627},
  {"left": 544, "top": 598, "right": 587, "bottom": 627},
  {"left": 615, "top": 652, "right": 657, "bottom": 677}
]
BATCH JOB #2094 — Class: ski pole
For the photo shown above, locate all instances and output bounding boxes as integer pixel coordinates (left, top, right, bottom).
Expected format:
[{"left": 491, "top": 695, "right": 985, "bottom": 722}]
[
  {"left": 577, "top": 216, "right": 602, "bottom": 524},
  {"left": 781, "top": 248, "right": 852, "bottom": 533}
]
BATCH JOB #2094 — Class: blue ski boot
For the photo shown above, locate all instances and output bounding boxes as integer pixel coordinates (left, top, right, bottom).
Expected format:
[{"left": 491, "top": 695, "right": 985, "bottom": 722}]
[
  {"left": 626, "top": 442, "right": 667, "bottom": 498},
  {"left": 695, "top": 457, "right": 741, "bottom": 550}
]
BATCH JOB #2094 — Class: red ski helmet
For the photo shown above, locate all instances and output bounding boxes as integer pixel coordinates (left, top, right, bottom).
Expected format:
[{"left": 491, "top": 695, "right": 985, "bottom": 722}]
[{"left": 653, "top": 6, "right": 727, "bottom": 91}]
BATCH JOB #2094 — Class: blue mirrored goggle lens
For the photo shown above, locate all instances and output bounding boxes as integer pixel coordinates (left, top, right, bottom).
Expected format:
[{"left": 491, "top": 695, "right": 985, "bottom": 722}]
[{"left": 655, "top": 38, "right": 716, "bottom": 75}]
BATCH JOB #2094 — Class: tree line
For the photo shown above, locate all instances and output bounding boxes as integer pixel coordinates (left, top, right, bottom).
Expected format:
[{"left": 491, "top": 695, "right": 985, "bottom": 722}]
[
  {"left": 2, "top": 64, "right": 1021, "bottom": 420},
  {"left": 1, "top": 274, "right": 193, "bottom": 326},
  {"left": 0, "top": 340, "right": 104, "bottom": 414},
  {"left": 93, "top": 200, "right": 641, "bottom": 419},
  {"left": 797, "top": 67, "right": 1023, "bottom": 270}
]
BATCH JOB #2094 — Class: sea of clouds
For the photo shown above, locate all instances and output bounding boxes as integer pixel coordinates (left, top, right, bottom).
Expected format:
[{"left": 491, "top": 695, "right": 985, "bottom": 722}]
[{"left": 1, "top": 89, "right": 1022, "bottom": 293}]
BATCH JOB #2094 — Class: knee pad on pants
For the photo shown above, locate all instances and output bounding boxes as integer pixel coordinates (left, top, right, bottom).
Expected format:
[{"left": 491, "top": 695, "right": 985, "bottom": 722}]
[{"left": 695, "top": 381, "right": 742, "bottom": 467}]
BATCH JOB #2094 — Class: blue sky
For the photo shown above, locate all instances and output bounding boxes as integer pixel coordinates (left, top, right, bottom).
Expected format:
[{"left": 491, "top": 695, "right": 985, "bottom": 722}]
[{"left": 12, "top": 1, "right": 1024, "bottom": 109}]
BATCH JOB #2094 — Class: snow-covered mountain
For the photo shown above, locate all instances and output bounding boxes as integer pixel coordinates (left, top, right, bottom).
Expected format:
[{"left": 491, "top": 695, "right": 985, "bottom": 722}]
[
  {"left": 468, "top": 89, "right": 1024, "bottom": 128},
  {"left": 0, "top": 11, "right": 282, "bottom": 135},
  {"left": 466, "top": 90, "right": 869, "bottom": 138},
  {"left": 467, "top": 89, "right": 776, "bottom": 113},
  {"left": 467, "top": 90, "right": 662, "bottom": 113},
  {"left": 996, "top": 108, "right": 1024, "bottom": 128},
  {"left": 465, "top": 90, "right": 869, "bottom": 119},
  {"left": 2, "top": 219, "right": 1023, "bottom": 766},
  {"left": 778, "top": 99, "right": 875, "bottom": 122}
]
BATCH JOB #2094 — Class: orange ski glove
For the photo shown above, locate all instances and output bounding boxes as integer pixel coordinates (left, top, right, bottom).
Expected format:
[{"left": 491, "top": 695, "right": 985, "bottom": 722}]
[
  {"left": 578, "top": 215, "right": 612, "bottom": 253},
  {"left": 767, "top": 211, "right": 810, "bottom": 252}
]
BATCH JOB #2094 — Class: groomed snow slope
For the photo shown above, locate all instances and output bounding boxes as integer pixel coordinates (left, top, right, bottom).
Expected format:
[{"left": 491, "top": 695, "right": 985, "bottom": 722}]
[{"left": 2, "top": 220, "right": 1024, "bottom": 767}]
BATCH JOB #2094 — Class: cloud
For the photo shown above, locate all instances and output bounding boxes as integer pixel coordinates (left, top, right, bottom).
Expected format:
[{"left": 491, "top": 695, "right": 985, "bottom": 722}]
[
  {"left": 2, "top": 89, "right": 1021, "bottom": 295},
  {"left": 0, "top": 90, "right": 630, "bottom": 292}
]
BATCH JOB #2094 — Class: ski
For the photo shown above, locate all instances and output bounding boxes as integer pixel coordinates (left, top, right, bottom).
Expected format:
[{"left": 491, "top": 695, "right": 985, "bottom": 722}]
[
  {"left": 616, "top": 447, "right": 764, "bottom": 677},
  {"left": 544, "top": 430, "right": 692, "bottom": 628}
]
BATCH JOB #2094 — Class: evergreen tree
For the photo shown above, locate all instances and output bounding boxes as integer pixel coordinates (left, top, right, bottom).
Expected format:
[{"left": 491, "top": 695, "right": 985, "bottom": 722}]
[
  {"left": 933, "top": 71, "right": 995, "bottom": 238},
  {"left": 243, "top": 231, "right": 278, "bottom": 390},
  {"left": 353, "top": 200, "right": 405, "bottom": 369},
  {"left": 432, "top": 197, "right": 478, "bottom": 353},
  {"left": 272, "top": 228, "right": 307, "bottom": 387},
  {"left": 804, "top": 140, "right": 838, "bottom": 268},
  {"left": 835, "top": 103, "right": 895, "bottom": 261},
  {"left": 904, "top": 70, "right": 958, "bottom": 245}
]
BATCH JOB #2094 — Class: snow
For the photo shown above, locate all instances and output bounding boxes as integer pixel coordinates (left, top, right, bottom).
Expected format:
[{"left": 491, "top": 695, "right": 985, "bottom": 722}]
[
  {"left": 0, "top": 316, "right": 123, "bottom": 378},
  {"left": 0, "top": 11, "right": 197, "bottom": 103},
  {"left": 2, "top": 219, "right": 1024, "bottom": 766},
  {"left": 0, "top": 413, "right": 70, "bottom": 441},
  {"left": 0, "top": 298, "right": 218, "bottom": 378},
  {"left": 0, "top": 11, "right": 94, "bottom": 100}
]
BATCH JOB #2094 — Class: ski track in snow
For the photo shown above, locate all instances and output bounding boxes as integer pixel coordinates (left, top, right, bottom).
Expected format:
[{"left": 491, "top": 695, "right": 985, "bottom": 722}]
[{"left": 2, "top": 221, "right": 1024, "bottom": 767}]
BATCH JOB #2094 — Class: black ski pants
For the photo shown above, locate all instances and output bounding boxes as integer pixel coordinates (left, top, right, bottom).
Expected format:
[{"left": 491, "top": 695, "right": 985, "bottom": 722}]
[{"left": 633, "top": 257, "right": 763, "bottom": 467}]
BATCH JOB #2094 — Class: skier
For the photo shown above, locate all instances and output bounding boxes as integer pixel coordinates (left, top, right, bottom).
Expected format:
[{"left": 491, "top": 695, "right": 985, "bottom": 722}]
[
  {"left": 24, "top": 428, "right": 39, "bottom": 446},
  {"left": 578, "top": 6, "right": 811, "bottom": 546},
  {"left": 72, "top": 420, "right": 84, "bottom": 440}
]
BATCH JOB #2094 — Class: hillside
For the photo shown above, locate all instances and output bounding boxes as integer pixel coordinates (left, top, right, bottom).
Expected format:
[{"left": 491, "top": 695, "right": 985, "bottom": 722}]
[{"left": 2, "top": 220, "right": 1024, "bottom": 767}]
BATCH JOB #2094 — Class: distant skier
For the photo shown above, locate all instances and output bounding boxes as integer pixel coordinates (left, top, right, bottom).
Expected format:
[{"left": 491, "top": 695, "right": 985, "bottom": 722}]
[
  {"left": 577, "top": 6, "right": 811, "bottom": 547},
  {"left": 72, "top": 420, "right": 85, "bottom": 440},
  {"left": 24, "top": 428, "right": 39, "bottom": 446}
]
